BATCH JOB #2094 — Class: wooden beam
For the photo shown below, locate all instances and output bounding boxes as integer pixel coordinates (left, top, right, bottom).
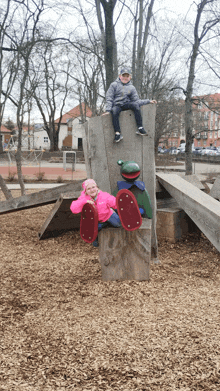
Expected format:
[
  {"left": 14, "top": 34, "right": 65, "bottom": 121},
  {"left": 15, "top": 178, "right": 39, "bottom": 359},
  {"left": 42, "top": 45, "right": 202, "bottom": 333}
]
[
  {"left": 157, "top": 173, "right": 220, "bottom": 252},
  {"left": 99, "top": 219, "right": 151, "bottom": 281},
  {"left": 38, "top": 194, "right": 81, "bottom": 240},
  {"left": 210, "top": 177, "right": 220, "bottom": 201},
  {"left": 0, "top": 181, "right": 83, "bottom": 215}
]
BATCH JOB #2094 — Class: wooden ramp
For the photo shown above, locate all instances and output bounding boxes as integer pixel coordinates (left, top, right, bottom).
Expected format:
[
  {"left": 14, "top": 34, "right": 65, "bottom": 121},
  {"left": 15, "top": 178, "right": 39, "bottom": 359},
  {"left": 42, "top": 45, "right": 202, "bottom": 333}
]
[
  {"left": 38, "top": 194, "right": 81, "bottom": 240},
  {"left": 0, "top": 181, "right": 83, "bottom": 215},
  {"left": 157, "top": 173, "right": 220, "bottom": 252}
]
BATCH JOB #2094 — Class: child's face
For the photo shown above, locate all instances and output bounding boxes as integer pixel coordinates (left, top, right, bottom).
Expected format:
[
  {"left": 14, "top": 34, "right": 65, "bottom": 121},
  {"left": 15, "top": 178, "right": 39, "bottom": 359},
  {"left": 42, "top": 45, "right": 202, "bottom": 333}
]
[
  {"left": 86, "top": 183, "right": 99, "bottom": 198},
  {"left": 119, "top": 73, "right": 131, "bottom": 84}
]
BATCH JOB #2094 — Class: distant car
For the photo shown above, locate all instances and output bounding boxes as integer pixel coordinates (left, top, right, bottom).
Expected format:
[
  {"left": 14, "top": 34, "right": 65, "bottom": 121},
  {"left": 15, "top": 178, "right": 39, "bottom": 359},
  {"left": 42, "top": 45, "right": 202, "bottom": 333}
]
[
  {"left": 159, "top": 147, "right": 170, "bottom": 154},
  {"left": 192, "top": 147, "right": 203, "bottom": 155},
  {"left": 169, "top": 147, "right": 178, "bottom": 155},
  {"left": 162, "top": 148, "right": 170, "bottom": 154},
  {"left": 201, "top": 147, "right": 218, "bottom": 156}
]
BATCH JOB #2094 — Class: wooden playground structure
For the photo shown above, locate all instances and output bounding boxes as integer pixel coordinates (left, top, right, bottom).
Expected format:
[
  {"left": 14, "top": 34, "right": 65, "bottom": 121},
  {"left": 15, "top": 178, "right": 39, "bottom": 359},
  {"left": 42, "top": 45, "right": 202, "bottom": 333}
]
[{"left": 0, "top": 105, "right": 220, "bottom": 281}]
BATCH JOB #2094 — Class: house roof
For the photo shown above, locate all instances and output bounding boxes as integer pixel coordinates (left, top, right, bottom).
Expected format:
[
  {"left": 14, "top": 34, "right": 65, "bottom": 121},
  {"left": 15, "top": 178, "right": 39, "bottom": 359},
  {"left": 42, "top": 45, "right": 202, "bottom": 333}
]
[
  {"left": 0, "top": 125, "right": 12, "bottom": 133},
  {"left": 55, "top": 103, "right": 93, "bottom": 124}
]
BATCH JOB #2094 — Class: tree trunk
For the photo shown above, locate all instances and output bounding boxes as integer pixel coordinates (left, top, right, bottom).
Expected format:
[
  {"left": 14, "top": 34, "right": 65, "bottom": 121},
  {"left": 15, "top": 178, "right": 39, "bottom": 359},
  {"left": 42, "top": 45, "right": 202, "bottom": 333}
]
[
  {"left": 15, "top": 148, "right": 26, "bottom": 196},
  {"left": 133, "top": 0, "right": 155, "bottom": 96},
  {"left": 0, "top": 175, "right": 13, "bottom": 200},
  {"left": 99, "top": 0, "right": 117, "bottom": 90}
]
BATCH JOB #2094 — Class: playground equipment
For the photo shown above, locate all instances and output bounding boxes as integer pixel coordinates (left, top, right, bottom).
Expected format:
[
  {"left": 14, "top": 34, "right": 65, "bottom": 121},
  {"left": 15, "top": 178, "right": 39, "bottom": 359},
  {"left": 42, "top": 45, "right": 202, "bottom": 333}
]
[
  {"left": 0, "top": 105, "right": 219, "bottom": 281},
  {"left": 63, "top": 151, "right": 76, "bottom": 171},
  {"left": 0, "top": 182, "right": 83, "bottom": 215},
  {"left": 157, "top": 173, "right": 220, "bottom": 252},
  {"left": 6, "top": 135, "right": 44, "bottom": 167},
  {"left": 210, "top": 177, "right": 220, "bottom": 200}
]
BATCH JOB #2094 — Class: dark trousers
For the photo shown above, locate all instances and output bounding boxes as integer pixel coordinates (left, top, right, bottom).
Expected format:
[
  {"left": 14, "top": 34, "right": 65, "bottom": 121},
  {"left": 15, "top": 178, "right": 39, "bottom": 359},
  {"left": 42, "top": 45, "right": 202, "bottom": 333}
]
[{"left": 111, "top": 102, "right": 143, "bottom": 134}]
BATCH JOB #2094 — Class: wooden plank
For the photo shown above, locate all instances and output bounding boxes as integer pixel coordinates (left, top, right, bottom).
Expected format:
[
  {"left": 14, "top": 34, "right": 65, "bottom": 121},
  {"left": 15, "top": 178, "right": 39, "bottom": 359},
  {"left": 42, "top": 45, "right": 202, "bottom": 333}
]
[
  {"left": 102, "top": 109, "right": 143, "bottom": 192},
  {"left": 178, "top": 174, "right": 205, "bottom": 190},
  {"left": 142, "top": 104, "right": 157, "bottom": 258},
  {"left": 38, "top": 194, "right": 81, "bottom": 240},
  {"left": 83, "top": 105, "right": 157, "bottom": 259},
  {"left": 157, "top": 173, "right": 220, "bottom": 251},
  {"left": 86, "top": 115, "right": 111, "bottom": 193},
  {"left": 99, "top": 219, "right": 151, "bottom": 281},
  {"left": 210, "top": 177, "right": 220, "bottom": 200},
  {"left": 0, "top": 181, "right": 83, "bottom": 215}
]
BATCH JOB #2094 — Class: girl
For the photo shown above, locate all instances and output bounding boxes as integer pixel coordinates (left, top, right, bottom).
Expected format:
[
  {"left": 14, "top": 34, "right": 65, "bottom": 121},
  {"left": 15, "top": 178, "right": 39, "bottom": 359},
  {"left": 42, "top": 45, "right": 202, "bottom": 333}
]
[{"left": 70, "top": 179, "right": 121, "bottom": 247}]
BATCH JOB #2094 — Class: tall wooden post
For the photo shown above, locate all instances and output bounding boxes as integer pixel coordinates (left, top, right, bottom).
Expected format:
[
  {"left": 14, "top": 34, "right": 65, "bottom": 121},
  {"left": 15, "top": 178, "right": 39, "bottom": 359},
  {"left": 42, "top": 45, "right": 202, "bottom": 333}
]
[{"left": 83, "top": 105, "right": 157, "bottom": 265}]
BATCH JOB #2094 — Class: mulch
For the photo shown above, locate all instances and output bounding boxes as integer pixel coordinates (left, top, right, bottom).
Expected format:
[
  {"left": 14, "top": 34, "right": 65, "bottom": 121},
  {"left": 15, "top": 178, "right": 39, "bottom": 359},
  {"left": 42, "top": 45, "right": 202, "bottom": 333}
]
[{"left": 0, "top": 190, "right": 220, "bottom": 391}]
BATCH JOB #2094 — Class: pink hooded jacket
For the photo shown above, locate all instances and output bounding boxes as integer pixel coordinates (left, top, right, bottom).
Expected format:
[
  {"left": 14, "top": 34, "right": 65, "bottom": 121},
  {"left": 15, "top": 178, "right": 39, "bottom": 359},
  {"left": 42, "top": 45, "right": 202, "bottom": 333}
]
[{"left": 70, "top": 190, "right": 117, "bottom": 222}]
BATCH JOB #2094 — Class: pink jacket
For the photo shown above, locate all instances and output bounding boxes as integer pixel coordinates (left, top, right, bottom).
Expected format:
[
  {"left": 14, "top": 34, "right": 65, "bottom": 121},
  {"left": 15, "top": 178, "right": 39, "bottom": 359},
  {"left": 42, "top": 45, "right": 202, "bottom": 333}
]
[{"left": 70, "top": 190, "right": 117, "bottom": 222}]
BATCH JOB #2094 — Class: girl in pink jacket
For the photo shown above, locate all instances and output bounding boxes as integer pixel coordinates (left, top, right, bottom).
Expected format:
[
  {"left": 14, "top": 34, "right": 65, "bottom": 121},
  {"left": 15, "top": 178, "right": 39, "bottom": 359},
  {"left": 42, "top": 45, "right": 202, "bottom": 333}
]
[{"left": 70, "top": 179, "right": 121, "bottom": 247}]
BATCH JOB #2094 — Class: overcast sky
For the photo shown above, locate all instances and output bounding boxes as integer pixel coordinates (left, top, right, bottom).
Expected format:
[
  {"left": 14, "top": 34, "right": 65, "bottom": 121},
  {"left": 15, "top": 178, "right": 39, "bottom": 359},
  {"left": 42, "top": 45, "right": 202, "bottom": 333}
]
[{"left": 2, "top": 0, "right": 220, "bottom": 123}]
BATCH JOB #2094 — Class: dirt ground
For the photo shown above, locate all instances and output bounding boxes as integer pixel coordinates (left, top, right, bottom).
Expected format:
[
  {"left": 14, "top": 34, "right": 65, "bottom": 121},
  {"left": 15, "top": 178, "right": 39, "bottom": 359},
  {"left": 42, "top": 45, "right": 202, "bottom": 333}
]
[{"left": 1, "top": 190, "right": 220, "bottom": 391}]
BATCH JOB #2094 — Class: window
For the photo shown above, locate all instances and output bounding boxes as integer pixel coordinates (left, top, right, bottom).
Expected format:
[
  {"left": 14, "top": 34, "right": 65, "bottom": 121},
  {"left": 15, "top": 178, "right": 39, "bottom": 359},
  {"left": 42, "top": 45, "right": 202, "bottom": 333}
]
[
  {"left": 210, "top": 111, "right": 213, "bottom": 129},
  {"left": 215, "top": 131, "right": 217, "bottom": 138},
  {"left": 44, "top": 137, "right": 49, "bottom": 143}
]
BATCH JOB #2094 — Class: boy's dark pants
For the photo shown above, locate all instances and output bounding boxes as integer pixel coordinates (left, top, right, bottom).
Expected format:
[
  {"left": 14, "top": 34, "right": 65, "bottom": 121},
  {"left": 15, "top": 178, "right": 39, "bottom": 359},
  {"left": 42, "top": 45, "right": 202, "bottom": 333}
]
[{"left": 111, "top": 102, "right": 143, "bottom": 134}]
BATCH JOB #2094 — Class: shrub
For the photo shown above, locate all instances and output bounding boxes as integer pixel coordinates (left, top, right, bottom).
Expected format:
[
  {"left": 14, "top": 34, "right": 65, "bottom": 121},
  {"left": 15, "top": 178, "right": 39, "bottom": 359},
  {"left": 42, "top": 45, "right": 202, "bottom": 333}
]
[
  {"left": 7, "top": 171, "right": 16, "bottom": 182},
  {"left": 34, "top": 171, "right": 45, "bottom": 181},
  {"left": 56, "top": 176, "right": 64, "bottom": 183}
]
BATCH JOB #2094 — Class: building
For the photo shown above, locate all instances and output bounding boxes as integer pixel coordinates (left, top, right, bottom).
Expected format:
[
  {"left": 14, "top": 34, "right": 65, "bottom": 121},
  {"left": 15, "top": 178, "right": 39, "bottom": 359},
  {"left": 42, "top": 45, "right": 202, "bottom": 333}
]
[
  {"left": 55, "top": 103, "right": 93, "bottom": 150},
  {"left": 158, "top": 93, "right": 220, "bottom": 149},
  {"left": 193, "top": 93, "right": 220, "bottom": 148},
  {"left": 0, "top": 125, "right": 13, "bottom": 149}
]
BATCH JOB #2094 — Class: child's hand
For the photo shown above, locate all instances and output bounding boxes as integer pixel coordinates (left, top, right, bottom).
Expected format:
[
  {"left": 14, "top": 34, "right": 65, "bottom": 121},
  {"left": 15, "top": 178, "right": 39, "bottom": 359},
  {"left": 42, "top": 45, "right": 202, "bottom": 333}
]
[
  {"left": 87, "top": 200, "right": 95, "bottom": 205},
  {"left": 151, "top": 100, "right": 157, "bottom": 104},
  {"left": 102, "top": 112, "right": 110, "bottom": 116}
]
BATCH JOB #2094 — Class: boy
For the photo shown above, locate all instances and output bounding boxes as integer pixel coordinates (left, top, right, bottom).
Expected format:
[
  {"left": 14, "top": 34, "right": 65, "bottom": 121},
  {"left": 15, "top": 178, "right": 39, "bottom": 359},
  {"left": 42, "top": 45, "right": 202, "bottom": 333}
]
[{"left": 103, "top": 67, "right": 157, "bottom": 143}]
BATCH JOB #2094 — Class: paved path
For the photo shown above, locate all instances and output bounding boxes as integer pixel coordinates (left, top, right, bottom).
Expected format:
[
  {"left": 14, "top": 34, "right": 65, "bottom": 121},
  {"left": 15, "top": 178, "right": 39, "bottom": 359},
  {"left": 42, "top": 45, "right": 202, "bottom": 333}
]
[
  {"left": 1, "top": 160, "right": 220, "bottom": 190},
  {"left": 6, "top": 183, "right": 69, "bottom": 189},
  {"left": 0, "top": 162, "right": 87, "bottom": 181},
  {"left": 157, "top": 161, "right": 220, "bottom": 175}
]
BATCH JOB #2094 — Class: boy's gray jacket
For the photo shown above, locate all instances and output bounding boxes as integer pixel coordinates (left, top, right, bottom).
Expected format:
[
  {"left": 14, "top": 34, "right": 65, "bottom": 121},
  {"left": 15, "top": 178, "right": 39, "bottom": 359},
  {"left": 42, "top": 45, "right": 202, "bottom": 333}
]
[{"left": 106, "top": 78, "right": 150, "bottom": 112}]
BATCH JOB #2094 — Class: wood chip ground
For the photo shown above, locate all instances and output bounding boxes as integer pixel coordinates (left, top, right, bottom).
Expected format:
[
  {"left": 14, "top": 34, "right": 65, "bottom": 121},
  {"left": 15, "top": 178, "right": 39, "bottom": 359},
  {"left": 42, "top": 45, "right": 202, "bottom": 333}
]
[{"left": 1, "top": 190, "right": 220, "bottom": 390}]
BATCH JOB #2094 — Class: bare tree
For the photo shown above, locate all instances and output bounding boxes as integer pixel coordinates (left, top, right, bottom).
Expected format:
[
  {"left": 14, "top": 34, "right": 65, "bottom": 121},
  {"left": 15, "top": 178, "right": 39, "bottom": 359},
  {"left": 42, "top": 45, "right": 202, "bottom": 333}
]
[
  {"left": 68, "top": 39, "right": 106, "bottom": 116},
  {"left": 183, "top": 0, "right": 220, "bottom": 174},
  {"left": 0, "top": 0, "right": 20, "bottom": 152},
  {"left": 131, "top": 0, "right": 155, "bottom": 95},
  {"left": 95, "top": 0, "right": 118, "bottom": 89},
  {"left": 30, "top": 41, "right": 73, "bottom": 151}
]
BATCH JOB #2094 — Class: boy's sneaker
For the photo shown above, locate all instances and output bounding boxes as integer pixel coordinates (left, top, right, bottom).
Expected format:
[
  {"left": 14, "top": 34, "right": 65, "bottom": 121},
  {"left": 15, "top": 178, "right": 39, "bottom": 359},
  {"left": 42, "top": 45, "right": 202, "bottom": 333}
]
[
  {"left": 136, "top": 127, "right": 148, "bottom": 136},
  {"left": 114, "top": 132, "right": 123, "bottom": 143}
]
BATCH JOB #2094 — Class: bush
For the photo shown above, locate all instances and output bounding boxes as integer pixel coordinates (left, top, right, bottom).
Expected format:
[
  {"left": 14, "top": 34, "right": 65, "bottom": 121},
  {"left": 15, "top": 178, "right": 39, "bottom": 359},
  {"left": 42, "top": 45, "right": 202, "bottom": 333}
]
[
  {"left": 56, "top": 176, "right": 64, "bottom": 183},
  {"left": 34, "top": 171, "right": 45, "bottom": 181},
  {"left": 7, "top": 171, "right": 16, "bottom": 182}
]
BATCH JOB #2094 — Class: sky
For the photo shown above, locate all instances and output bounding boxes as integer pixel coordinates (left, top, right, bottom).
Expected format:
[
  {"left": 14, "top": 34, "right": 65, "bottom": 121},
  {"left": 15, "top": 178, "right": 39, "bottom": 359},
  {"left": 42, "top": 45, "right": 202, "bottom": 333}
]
[
  {"left": 158, "top": 0, "right": 195, "bottom": 16},
  {"left": 2, "top": 0, "right": 219, "bottom": 124}
]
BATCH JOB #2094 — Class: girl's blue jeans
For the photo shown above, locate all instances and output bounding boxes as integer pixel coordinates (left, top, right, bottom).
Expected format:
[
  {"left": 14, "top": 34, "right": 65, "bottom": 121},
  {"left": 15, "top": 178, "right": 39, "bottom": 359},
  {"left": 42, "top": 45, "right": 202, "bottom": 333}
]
[
  {"left": 98, "top": 211, "right": 121, "bottom": 230},
  {"left": 92, "top": 209, "right": 144, "bottom": 246},
  {"left": 93, "top": 212, "right": 121, "bottom": 247}
]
